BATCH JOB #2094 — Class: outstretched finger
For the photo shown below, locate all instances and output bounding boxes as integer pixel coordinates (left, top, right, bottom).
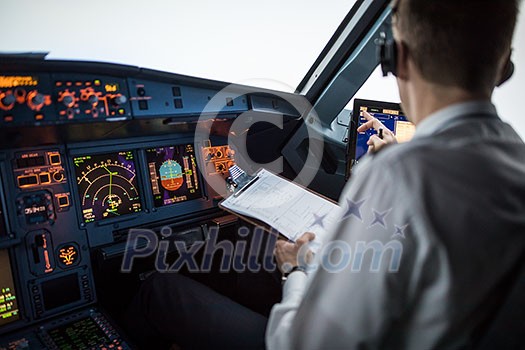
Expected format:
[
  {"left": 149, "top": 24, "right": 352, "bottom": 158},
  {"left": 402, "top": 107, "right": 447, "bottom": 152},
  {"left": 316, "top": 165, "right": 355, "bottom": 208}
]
[{"left": 357, "top": 111, "right": 384, "bottom": 132}]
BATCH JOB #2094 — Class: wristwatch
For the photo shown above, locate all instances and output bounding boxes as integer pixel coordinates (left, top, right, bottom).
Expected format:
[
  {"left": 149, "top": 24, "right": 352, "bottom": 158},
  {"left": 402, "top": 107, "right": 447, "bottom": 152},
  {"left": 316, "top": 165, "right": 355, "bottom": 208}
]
[{"left": 281, "top": 265, "right": 307, "bottom": 283}]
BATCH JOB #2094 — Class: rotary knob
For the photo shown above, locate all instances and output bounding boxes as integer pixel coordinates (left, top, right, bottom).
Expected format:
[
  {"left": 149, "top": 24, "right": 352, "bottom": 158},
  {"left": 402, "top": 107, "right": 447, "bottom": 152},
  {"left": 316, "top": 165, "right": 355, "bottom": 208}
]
[
  {"left": 87, "top": 94, "right": 99, "bottom": 105},
  {"left": 31, "top": 93, "right": 44, "bottom": 105},
  {"left": 0, "top": 93, "right": 15, "bottom": 109},
  {"left": 53, "top": 171, "right": 65, "bottom": 182},
  {"left": 27, "top": 91, "right": 45, "bottom": 111},
  {"left": 111, "top": 95, "right": 127, "bottom": 106},
  {"left": 61, "top": 93, "right": 75, "bottom": 108}
]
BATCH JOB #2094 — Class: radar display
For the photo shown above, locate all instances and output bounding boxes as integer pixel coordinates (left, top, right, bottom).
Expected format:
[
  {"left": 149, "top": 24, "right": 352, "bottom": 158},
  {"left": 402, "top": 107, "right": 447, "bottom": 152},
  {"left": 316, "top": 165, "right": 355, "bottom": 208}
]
[
  {"left": 73, "top": 151, "right": 141, "bottom": 223},
  {"left": 145, "top": 144, "right": 202, "bottom": 207}
]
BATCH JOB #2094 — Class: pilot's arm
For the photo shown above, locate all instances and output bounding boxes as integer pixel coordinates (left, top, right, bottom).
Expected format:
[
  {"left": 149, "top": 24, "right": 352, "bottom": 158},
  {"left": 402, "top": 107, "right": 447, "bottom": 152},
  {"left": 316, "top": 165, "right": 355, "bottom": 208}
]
[
  {"left": 265, "top": 233, "right": 315, "bottom": 349},
  {"left": 266, "top": 154, "right": 441, "bottom": 349}
]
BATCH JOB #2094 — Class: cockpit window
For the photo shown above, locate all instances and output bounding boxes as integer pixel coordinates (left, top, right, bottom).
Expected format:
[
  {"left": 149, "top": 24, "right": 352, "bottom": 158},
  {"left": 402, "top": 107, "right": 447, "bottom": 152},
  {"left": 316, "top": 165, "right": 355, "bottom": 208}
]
[
  {"left": 345, "top": 66, "right": 399, "bottom": 110},
  {"left": 1, "top": 0, "right": 356, "bottom": 92}
]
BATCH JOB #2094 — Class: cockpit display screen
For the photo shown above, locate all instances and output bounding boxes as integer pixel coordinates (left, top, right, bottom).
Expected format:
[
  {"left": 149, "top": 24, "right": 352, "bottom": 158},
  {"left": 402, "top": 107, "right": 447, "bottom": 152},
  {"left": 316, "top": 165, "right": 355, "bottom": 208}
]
[
  {"left": 73, "top": 151, "right": 142, "bottom": 223},
  {"left": 0, "top": 249, "right": 20, "bottom": 327},
  {"left": 0, "top": 184, "right": 7, "bottom": 238},
  {"left": 145, "top": 144, "right": 203, "bottom": 207},
  {"left": 351, "top": 99, "right": 415, "bottom": 162}
]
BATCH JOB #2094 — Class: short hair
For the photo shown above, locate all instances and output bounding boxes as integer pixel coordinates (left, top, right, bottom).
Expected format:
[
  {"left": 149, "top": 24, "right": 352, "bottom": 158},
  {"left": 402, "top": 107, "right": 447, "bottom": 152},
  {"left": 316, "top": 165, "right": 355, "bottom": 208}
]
[{"left": 394, "top": 0, "right": 520, "bottom": 92}]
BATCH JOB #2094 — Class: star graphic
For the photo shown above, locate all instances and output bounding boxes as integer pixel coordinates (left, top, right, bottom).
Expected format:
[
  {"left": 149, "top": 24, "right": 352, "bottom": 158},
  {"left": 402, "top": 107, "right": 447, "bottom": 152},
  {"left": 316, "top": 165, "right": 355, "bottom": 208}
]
[
  {"left": 342, "top": 198, "right": 366, "bottom": 221},
  {"left": 369, "top": 209, "right": 391, "bottom": 229},
  {"left": 392, "top": 224, "right": 409, "bottom": 239},
  {"left": 312, "top": 212, "right": 328, "bottom": 228}
]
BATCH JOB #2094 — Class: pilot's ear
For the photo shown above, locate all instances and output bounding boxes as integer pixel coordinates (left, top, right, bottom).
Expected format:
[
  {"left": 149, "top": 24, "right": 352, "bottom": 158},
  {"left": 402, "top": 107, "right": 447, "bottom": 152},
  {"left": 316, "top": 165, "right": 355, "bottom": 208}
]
[
  {"left": 396, "top": 41, "right": 410, "bottom": 81},
  {"left": 496, "top": 49, "right": 514, "bottom": 87}
]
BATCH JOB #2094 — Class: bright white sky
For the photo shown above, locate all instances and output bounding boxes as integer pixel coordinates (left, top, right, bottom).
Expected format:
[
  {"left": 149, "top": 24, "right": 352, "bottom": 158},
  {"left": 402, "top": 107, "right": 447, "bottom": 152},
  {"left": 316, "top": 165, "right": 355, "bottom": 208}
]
[
  {"left": 1, "top": 0, "right": 524, "bottom": 136},
  {"left": 0, "top": 0, "right": 355, "bottom": 91}
]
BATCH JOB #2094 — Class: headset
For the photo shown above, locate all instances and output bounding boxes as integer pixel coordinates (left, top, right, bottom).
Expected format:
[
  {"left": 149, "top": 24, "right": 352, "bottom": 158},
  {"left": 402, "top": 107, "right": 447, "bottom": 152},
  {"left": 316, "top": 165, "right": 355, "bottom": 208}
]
[
  {"left": 377, "top": 34, "right": 398, "bottom": 77},
  {"left": 376, "top": 33, "right": 515, "bottom": 87}
]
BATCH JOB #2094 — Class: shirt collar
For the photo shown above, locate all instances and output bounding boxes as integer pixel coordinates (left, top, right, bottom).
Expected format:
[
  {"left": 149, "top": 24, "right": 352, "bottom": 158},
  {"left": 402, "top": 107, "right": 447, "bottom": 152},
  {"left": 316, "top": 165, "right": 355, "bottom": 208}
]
[{"left": 413, "top": 101, "right": 497, "bottom": 139}]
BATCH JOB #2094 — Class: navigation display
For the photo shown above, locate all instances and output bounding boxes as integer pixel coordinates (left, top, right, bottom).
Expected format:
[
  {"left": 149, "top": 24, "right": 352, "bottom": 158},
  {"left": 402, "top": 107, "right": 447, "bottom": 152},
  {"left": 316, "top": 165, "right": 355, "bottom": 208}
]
[
  {"left": 145, "top": 144, "right": 202, "bottom": 207},
  {"left": 73, "top": 151, "right": 142, "bottom": 223}
]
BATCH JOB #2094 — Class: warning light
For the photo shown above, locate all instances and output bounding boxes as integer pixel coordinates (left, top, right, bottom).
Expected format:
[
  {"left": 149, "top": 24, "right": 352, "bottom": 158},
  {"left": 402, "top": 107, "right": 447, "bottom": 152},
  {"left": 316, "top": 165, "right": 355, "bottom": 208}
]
[
  {"left": 0, "top": 76, "right": 38, "bottom": 88},
  {"left": 105, "top": 83, "right": 119, "bottom": 92},
  {"left": 58, "top": 245, "right": 79, "bottom": 267}
]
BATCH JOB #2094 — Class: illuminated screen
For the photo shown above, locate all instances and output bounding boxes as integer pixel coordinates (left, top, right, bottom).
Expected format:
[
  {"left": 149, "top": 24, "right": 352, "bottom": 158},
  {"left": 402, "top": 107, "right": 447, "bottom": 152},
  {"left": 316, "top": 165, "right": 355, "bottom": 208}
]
[
  {"left": 352, "top": 99, "right": 415, "bottom": 162},
  {"left": 41, "top": 273, "right": 81, "bottom": 311},
  {"left": 0, "top": 249, "right": 20, "bottom": 326},
  {"left": 47, "top": 316, "right": 110, "bottom": 349},
  {"left": 145, "top": 144, "right": 203, "bottom": 207},
  {"left": 0, "top": 76, "right": 38, "bottom": 88},
  {"left": 73, "top": 151, "right": 142, "bottom": 223},
  {"left": 0, "top": 190, "right": 7, "bottom": 238}
]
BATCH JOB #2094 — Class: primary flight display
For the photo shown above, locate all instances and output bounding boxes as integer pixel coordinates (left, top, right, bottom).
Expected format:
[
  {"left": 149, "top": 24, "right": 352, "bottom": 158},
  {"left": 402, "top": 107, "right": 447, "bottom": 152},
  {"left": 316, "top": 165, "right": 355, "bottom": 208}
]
[{"left": 145, "top": 144, "right": 202, "bottom": 207}]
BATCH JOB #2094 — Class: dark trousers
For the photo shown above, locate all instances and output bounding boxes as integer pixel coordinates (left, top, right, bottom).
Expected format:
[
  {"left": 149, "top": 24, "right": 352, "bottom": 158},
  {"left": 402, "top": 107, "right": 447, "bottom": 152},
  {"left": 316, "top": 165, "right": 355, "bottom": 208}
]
[{"left": 123, "top": 272, "right": 276, "bottom": 349}]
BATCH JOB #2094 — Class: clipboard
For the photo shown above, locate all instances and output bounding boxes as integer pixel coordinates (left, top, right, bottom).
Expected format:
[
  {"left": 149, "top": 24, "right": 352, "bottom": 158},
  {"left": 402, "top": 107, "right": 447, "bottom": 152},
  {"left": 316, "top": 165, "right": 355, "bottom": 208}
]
[{"left": 219, "top": 168, "right": 341, "bottom": 243}]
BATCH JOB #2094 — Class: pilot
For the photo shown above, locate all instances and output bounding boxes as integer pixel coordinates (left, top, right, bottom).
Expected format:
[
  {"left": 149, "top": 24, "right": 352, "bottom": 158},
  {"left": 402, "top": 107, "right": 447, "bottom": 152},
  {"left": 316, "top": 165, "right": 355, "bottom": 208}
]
[{"left": 125, "top": 0, "right": 525, "bottom": 349}]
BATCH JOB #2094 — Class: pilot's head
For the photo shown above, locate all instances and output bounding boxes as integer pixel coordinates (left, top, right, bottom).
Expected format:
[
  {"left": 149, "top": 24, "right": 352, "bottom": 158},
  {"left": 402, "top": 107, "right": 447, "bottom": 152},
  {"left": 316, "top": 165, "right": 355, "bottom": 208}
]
[{"left": 390, "top": 0, "right": 519, "bottom": 120}]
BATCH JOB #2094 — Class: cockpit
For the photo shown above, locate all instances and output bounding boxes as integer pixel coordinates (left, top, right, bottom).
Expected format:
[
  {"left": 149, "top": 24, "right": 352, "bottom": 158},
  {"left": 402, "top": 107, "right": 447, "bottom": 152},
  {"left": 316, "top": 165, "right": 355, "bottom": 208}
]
[{"left": 1, "top": 0, "right": 524, "bottom": 348}]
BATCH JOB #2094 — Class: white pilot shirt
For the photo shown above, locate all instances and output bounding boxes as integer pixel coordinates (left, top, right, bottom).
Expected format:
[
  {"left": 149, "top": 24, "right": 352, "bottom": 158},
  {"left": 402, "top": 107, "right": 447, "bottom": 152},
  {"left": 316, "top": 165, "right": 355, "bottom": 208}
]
[{"left": 266, "top": 101, "right": 525, "bottom": 349}]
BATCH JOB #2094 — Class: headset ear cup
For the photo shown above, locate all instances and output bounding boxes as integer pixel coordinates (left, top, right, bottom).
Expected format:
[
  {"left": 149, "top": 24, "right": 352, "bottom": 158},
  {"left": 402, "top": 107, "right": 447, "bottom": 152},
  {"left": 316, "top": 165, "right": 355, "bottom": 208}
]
[
  {"left": 378, "top": 38, "right": 388, "bottom": 76},
  {"left": 377, "top": 37, "right": 398, "bottom": 77},
  {"left": 387, "top": 39, "right": 398, "bottom": 77}
]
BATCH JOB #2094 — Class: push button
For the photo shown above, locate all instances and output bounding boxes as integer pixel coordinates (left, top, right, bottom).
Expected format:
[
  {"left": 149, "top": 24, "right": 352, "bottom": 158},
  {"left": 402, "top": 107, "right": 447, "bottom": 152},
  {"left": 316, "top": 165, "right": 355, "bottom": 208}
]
[
  {"left": 49, "top": 153, "right": 61, "bottom": 165},
  {"left": 39, "top": 173, "right": 51, "bottom": 184},
  {"left": 138, "top": 100, "right": 148, "bottom": 110},
  {"left": 57, "top": 194, "right": 69, "bottom": 207}
]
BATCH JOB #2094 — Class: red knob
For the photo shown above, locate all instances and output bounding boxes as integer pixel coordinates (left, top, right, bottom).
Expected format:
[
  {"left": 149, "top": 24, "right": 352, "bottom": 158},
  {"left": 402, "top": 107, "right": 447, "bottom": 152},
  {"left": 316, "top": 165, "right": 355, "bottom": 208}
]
[
  {"left": 60, "top": 92, "right": 75, "bottom": 108},
  {"left": 27, "top": 91, "right": 45, "bottom": 111},
  {"left": 0, "top": 92, "right": 15, "bottom": 110}
]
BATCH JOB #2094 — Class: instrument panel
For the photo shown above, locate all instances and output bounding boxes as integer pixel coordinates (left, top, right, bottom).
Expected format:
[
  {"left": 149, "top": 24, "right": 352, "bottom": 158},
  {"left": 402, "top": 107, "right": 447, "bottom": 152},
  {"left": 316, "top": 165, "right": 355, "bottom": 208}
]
[
  {"left": 0, "top": 57, "right": 305, "bottom": 346},
  {"left": 0, "top": 136, "right": 230, "bottom": 341},
  {"left": 0, "top": 74, "right": 130, "bottom": 126},
  {"left": 13, "top": 150, "right": 66, "bottom": 190}
]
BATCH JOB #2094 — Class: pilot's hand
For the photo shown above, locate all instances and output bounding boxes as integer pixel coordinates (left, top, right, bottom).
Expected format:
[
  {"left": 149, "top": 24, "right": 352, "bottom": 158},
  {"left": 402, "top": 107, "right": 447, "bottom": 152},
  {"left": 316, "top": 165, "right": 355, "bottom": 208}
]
[
  {"left": 274, "top": 232, "right": 315, "bottom": 273},
  {"left": 357, "top": 111, "right": 397, "bottom": 153}
]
